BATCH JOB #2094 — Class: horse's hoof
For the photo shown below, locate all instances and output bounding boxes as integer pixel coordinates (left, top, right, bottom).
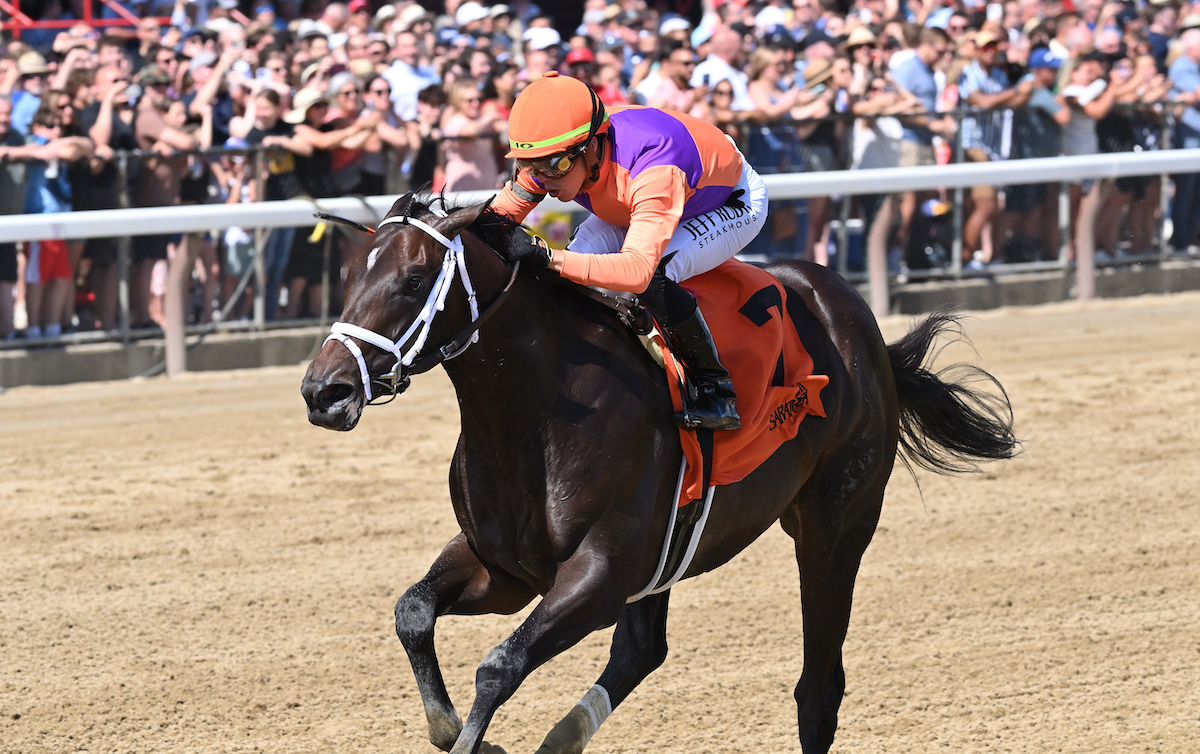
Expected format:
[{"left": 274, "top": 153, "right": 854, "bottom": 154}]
[{"left": 477, "top": 742, "right": 508, "bottom": 754}]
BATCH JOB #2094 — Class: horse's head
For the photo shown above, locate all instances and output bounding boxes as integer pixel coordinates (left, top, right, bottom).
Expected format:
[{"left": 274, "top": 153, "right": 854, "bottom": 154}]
[{"left": 301, "top": 192, "right": 504, "bottom": 431}]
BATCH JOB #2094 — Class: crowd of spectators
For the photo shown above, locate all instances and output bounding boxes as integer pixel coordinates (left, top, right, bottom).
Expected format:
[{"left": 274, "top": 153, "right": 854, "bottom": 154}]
[{"left": 3, "top": 0, "right": 1200, "bottom": 339}]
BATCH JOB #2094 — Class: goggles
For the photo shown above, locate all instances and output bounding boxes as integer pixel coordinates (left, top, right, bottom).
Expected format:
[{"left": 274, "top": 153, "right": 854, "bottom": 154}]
[{"left": 516, "top": 147, "right": 584, "bottom": 180}]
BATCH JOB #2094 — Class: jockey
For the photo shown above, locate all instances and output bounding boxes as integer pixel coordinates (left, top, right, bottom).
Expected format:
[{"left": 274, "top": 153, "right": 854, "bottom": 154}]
[{"left": 493, "top": 72, "right": 769, "bottom": 431}]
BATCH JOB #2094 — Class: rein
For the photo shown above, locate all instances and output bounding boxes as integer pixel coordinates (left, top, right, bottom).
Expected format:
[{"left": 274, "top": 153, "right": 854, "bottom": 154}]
[{"left": 323, "top": 210, "right": 520, "bottom": 404}]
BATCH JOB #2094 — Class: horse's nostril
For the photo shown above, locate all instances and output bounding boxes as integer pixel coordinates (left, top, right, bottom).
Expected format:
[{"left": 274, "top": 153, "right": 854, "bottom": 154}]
[{"left": 319, "top": 382, "right": 355, "bottom": 408}]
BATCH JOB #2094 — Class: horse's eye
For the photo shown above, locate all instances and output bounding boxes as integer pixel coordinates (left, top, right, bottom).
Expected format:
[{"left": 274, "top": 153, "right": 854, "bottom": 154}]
[{"left": 402, "top": 275, "right": 424, "bottom": 294}]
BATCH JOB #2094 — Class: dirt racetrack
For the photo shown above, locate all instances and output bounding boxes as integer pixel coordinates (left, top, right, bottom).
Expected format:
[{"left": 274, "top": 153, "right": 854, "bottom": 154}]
[{"left": 3, "top": 292, "right": 1200, "bottom": 753}]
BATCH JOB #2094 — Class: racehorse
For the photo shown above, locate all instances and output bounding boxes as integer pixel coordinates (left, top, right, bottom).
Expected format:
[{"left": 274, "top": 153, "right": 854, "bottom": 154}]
[{"left": 300, "top": 193, "right": 1017, "bottom": 754}]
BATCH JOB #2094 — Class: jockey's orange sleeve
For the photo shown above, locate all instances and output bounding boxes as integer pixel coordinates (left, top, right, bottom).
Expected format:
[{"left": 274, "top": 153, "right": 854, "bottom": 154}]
[
  {"left": 558, "top": 164, "right": 689, "bottom": 291},
  {"left": 492, "top": 106, "right": 744, "bottom": 293},
  {"left": 491, "top": 169, "right": 546, "bottom": 223}
]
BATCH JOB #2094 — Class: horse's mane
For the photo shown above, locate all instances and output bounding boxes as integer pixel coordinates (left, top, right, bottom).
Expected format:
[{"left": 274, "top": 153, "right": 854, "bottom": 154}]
[
  {"left": 392, "top": 189, "right": 524, "bottom": 257},
  {"left": 389, "top": 189, "right": 645, "bottom": 335}
]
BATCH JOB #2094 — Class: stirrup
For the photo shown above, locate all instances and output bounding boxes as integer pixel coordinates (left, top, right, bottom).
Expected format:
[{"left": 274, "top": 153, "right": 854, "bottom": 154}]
[{"left": 671, "top": 389, "right": 741, "bottom": 431}]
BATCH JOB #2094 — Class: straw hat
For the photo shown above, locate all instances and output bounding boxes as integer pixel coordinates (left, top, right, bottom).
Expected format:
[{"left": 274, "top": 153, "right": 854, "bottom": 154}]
[
  {"left": 17, "top": 51, "right": 50, "bottom": 76},
  {"left": 839, "top": 26, "right": 877, "bottom": 51},
  {"left": 284, "top": 87, "right": 330, "bottom": 124},
  {"left": 372, "top": 4, "right": 397, "bottom": 31},
  {"left": 802, "top": 58, "right": 835, "bottom": 89},
  {"left": 976, "top": 29, "right": 1003, "bottom": 47},
  {"left": 394, "top": 3, "right": 429, "bottom": 32}
]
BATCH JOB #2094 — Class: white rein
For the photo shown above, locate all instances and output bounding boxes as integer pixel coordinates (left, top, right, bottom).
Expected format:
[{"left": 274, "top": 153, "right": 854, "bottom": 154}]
[{"left": 323, "top": 209, "right": 481, "bottom": 402}]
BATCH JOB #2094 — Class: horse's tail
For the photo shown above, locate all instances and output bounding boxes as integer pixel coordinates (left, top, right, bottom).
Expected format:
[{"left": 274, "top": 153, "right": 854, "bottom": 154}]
[{"left": 887, "top": 311, "right": 1018, "bottom": 475}]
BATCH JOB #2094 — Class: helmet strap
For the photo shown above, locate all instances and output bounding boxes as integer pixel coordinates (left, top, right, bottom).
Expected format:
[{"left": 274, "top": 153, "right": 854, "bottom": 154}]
[{"left": 586, "top": 133, "right": 606, "bottom": 185}]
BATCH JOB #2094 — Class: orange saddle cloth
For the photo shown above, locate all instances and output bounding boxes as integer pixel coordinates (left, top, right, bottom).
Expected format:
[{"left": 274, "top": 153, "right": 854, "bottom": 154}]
[{"left": 658, "top": 259, "right": 830, "bottom": 505}]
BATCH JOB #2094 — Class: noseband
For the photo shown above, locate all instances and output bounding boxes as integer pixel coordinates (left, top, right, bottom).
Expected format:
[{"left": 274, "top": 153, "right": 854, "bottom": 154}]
[{"left": 323, "top": 210, "right": 520, "bottom": 404}]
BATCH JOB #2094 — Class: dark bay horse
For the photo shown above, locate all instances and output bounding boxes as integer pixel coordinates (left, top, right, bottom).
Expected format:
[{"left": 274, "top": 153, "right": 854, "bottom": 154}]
[{"left": 300, "top": 194, "right": 1016, "bottom": 754}]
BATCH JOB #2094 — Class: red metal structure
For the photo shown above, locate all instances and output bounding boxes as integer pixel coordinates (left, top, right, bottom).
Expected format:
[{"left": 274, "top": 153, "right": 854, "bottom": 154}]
[{"left": 1, "top": 0, "right": 164, "bottom": 38}]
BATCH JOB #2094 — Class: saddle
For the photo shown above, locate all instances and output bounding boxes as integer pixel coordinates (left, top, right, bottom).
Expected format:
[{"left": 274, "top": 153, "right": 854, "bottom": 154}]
[{"left": 565, "top": 260, "right": 831, "bottom": 602}]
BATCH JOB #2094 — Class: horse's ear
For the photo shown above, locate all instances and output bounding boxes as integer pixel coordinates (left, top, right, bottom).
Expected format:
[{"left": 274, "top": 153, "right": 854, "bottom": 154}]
[
  {"left": 440, "top": 197, "right": 495, "bottom": 235},
  {"left": 384, "top": 192, "right": 415, "bottom": 221}
]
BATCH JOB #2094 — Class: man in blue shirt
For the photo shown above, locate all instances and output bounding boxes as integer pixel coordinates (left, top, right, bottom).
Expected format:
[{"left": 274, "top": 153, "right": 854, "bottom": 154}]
[
  {"left": 1169, "top": 27, "right": 1200, "bottom": 251},
  {"left": 958, "top": 29, "right": 1032, "bottom": 264},
  {"left": 892, "top": 27, "right": 956, "bottom": 254},
  {"left": 382, "top": 31, "right": 441, "bottom": 121},
  {"left": 11, "top": 52, "right": 49, "bottom": 137},
  {"left": 1003, "top": 48, "right": 1071, "bottom": 262}
]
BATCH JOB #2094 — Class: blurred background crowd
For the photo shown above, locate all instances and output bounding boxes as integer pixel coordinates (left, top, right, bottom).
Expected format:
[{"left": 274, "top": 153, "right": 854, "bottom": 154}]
[{"left": 4, "top": 0, "right": 1200, "bottom": 339}]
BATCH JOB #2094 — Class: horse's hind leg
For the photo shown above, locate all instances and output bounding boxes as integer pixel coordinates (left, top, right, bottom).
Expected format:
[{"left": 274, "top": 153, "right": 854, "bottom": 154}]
[
  {"left": 535, "top": 590, "right": 672, "bottom": 754},
  {"left": 783, "top": 472, "right": 887, "bottom": 754},
  {"left": 395, "top": 533, "right": 537, "bottom": 752}
]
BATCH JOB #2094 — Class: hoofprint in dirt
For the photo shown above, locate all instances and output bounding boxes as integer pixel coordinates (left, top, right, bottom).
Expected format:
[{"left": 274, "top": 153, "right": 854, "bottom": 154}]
[{"left": 2, "top": 292, "right": 1199, "bottom": 753}]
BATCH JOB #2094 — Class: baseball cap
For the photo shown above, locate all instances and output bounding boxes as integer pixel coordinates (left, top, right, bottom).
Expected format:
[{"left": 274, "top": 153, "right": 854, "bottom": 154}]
[
  {"left": 347, "top": 0, "right": 367, "bottom": 12},
  {"left": 523, "top": 26, "right": 561, "bottom": 51},
  {"left": 1029, "top": 48, "right": 1062, "bottom": 69},
  {"left": 659, "top": 15, "right": 691, "bottom": 35},
  {"left": 754, "top": 5, "right": 786, "bottom": 30},
  {"left": 296, "top": 19, "right": 328, "bottom": 40},
  {"left": 564, "top": 47, "right": 595, "bottom": 65},
  {"left": 138, "top": 63, "right": 173, "bottom": 85},
  {"left": 455, "top": 2, "right": 489, "bottom": 27}
]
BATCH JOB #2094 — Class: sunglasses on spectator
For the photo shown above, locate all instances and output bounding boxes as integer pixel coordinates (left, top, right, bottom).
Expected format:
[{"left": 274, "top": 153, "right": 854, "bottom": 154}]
[
  {"left": 948, "top": 23, "right": 967, "bottom": 31},
  {"left": 339, "top": 89, "right": 361, "bottom": 97},
  {"left": 713, "top": 88, "right": 734, "bottom": 96},
  {"left": 369, "top": 86, "right": 391, "bottom": 95}
]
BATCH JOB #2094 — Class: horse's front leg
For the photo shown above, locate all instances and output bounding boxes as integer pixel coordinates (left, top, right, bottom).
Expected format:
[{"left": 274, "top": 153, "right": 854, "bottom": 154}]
[
  {"left": 535, "top": 590, "right": 672, "bottom": 754},
  {"left": 396, "top": 533, "right": 537, "bottom": 752},
  {"left": 449, "top": 548, "right": 629, "bottom": 754}
]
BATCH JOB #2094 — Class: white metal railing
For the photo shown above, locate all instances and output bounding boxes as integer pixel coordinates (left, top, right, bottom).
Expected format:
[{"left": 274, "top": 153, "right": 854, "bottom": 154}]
[
  {"left": 3, "top": 149, "right": 1199, "bottom": 375},
  {"left": 6, "top": 150, "right": 1200, "bottom": 243}
]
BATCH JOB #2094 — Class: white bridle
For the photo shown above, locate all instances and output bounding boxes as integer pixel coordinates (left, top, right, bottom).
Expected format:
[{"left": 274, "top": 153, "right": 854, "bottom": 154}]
[{"left": 323, "top": 209, "right": 482, "bottom": 403}]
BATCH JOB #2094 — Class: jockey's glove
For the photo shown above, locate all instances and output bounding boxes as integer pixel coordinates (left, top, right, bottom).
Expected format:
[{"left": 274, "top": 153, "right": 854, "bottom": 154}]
[{"left": 508, "top": 230, "right": 553, "bottom": 269}]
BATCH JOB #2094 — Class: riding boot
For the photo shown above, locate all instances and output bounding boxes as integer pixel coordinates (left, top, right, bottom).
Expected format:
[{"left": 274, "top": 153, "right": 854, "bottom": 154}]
[{"left": 663, "top": 308, "right": 741, "bottom": 431}]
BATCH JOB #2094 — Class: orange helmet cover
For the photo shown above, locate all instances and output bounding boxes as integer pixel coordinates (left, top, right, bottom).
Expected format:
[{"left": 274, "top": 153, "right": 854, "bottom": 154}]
[{"left": 506, "top": 71, "right": 610, "bottom": 159}]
